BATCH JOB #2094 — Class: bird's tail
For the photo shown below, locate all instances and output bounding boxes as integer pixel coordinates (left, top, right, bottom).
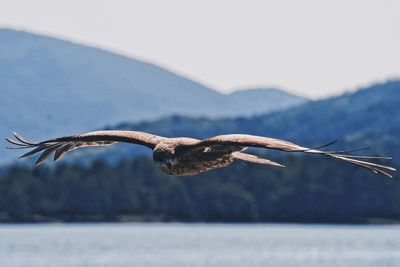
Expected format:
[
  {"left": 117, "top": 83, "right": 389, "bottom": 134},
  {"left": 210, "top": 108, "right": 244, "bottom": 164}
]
[{"left": 232, "top": 152, "right": 285, "bottom": 167}]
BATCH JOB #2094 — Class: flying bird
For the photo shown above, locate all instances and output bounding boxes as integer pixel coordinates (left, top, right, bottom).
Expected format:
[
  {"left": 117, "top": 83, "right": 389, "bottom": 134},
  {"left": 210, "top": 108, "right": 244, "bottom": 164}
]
[{"left": 5, "top": 131, "right": 396, "bottom": 177}]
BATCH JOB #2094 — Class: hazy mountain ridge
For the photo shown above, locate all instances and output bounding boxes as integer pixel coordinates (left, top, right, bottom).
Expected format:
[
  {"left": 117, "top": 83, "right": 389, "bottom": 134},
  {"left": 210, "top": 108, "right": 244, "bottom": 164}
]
[
  {"left": 0, "top": 28, "right": 306, "bottom": 156},
  {"left": 225, "top": 88, "right": 307, "bottom": 116}
]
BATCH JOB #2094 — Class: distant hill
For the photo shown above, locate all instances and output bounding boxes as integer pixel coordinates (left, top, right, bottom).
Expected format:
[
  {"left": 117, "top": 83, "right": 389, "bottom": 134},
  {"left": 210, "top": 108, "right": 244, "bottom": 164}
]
[
  {"left": 29, "top": 80, "right": 398, "bottom": 166},
  {"left": 224, "top": 88, "right": 306, "bottom": 116},
  {"left": 0, "top": 28, "right": 306, "bottom": 155}
]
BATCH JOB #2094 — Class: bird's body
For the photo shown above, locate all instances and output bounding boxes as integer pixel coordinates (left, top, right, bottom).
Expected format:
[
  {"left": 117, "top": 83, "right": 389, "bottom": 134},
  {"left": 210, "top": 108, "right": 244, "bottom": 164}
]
[
  {"left": 153, "top": 138, "right": 237, "bottom": 175},
  {"left": 5, "top": 130, "right": 396, "bottom": 177}
]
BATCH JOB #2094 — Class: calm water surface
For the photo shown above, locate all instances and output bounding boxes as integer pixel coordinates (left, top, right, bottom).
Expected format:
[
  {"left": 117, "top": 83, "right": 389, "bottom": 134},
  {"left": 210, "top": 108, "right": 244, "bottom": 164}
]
[{"left": 0, "top": 223, "right": 399, "bottom": 267}]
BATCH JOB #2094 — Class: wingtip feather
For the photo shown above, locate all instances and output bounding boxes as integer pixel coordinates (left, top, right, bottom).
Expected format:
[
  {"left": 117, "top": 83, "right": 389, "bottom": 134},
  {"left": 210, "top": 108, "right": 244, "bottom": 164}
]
[
  {"left": 54, "top": 150, "right": 66, "bottom": 161},
  {"left": 13, "top": 132, "right": 36, "bottom": 145}
]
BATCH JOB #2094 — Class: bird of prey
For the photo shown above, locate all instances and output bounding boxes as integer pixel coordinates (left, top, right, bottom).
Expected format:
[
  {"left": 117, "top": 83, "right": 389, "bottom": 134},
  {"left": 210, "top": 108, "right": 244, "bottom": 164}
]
[{"left": 5, "top": 130, "right": 396, "bottom": 177}]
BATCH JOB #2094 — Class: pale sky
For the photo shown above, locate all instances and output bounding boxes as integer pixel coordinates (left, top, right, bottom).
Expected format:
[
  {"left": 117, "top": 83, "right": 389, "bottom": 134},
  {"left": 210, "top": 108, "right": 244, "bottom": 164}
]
[{"left": 0, "top": 0, "right": 399, "bottom": 98}]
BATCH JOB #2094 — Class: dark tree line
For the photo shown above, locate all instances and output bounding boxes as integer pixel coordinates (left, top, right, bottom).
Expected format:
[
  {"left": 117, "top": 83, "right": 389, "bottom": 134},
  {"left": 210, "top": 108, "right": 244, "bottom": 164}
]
[{"left": 0, "top": 154, "right": 399, "bottom": 223}]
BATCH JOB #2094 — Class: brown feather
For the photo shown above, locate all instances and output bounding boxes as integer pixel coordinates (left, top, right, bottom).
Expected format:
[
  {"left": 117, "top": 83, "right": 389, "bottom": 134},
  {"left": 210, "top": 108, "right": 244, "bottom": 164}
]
[{"left": 19, "top": 145, "right": 48, "bottom": 159}]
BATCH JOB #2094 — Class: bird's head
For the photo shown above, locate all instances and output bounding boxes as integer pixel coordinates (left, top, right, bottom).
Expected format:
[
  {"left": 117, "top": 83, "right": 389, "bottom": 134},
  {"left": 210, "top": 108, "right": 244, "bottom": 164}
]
[{"left": 153, "top": 145, "right": 175, "bottom": 174}]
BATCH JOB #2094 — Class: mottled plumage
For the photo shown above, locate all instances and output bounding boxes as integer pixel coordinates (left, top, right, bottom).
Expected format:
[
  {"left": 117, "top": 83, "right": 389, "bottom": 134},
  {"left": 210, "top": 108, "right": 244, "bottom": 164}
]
[{"left": 5, "top": 130, "right": 396, "bottom": 177}]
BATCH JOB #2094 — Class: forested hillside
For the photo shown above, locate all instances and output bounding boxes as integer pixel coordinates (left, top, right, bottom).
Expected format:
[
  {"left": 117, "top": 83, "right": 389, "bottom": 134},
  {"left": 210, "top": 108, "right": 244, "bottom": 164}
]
[{"left": 1, "top": 155, "right": 398, "bottom": 223}]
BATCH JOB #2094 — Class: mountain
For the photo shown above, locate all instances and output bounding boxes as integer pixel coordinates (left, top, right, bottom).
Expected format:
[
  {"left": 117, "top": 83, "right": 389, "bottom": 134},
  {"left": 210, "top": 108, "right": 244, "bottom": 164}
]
[
  {"left": 0, "top": 28, "right": 307, "bottom": 153},
  {"left": 26, "top": 80, "right": 398, "bottom": 166}
]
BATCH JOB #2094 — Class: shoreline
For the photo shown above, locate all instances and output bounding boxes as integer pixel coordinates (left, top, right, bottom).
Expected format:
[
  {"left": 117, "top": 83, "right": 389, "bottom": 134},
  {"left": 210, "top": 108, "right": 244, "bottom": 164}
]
[{"left": 1, "top": 215, "right": 399, "bottom": 225}]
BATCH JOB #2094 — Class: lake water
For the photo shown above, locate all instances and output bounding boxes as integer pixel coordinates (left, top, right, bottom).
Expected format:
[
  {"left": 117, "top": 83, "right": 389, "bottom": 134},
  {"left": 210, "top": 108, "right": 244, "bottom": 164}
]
[{"left": 0, "top": 223, "right": 399, "bottom": 267}]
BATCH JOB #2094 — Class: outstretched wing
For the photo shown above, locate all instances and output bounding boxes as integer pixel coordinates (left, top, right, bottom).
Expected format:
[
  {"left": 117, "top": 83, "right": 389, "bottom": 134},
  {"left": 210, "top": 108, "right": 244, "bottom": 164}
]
[
  {"left": 5, "top": 131, "right": 165, "bottom": 165},
  {"left": 175, "top": 134, "right": 396, "bottom": 178}
]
